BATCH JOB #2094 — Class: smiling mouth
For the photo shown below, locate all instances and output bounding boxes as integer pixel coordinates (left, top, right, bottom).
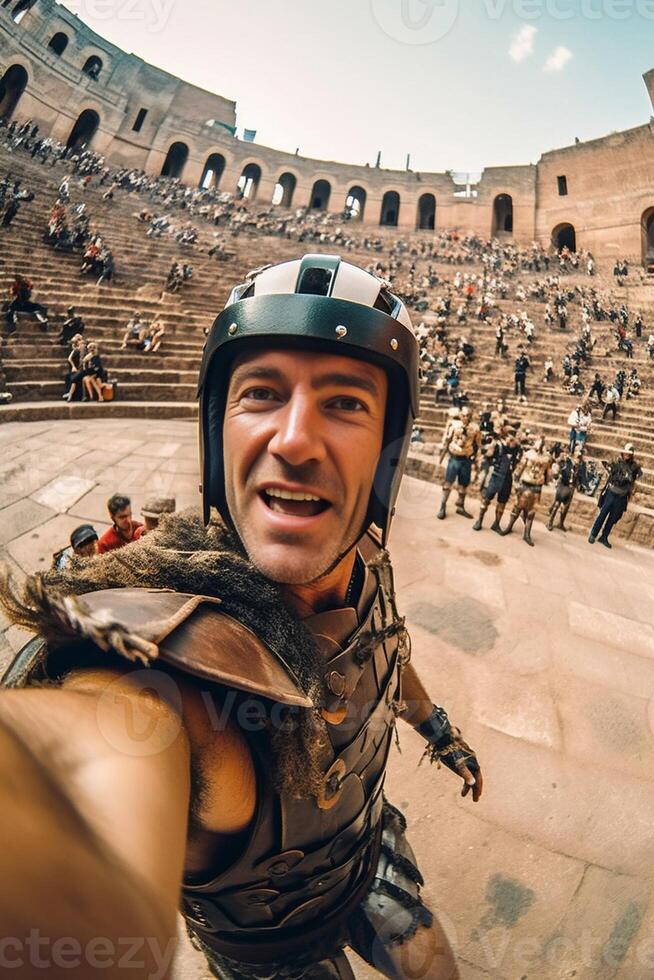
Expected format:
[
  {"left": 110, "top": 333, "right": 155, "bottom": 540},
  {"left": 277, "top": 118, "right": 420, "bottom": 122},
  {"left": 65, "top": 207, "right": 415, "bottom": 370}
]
[{"left": 260, "top": 488, "right": 331, "bottom": 519}]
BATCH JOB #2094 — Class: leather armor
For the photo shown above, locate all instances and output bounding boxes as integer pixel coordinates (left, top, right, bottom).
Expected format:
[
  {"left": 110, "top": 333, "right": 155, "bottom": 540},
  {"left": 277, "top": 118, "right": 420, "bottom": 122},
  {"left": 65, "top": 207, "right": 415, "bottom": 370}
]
[
  {"left": 182, "top": 531, "right": 410, "bottom": 963},
  {"left": 2, "top": 530, "right": 411, "bottom": 965}
]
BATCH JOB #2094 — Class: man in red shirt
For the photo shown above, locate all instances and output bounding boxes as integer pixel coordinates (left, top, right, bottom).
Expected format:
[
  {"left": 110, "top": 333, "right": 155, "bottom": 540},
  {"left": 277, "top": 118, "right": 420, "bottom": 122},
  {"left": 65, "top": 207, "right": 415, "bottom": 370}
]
[{"left": 97, "top": 493, "right": 143, "bottom": 554}]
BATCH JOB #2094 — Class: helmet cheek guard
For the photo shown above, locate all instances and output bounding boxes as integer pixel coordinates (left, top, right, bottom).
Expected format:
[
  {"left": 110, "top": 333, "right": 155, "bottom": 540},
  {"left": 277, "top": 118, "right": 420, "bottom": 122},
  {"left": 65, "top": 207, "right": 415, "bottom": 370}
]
[{"left": 198, "top": 256, "right": 419, "bottom": 548}]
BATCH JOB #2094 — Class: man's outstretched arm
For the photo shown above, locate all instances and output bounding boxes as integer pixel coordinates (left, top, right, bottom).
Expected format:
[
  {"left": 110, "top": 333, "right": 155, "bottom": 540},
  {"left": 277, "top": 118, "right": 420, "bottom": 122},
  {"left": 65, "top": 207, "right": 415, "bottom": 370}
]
[
  {"left": 400, "top": 661, "right": 483, "bottom": 802},
  {"left": 0, "top": 667, "right": 191, "bottom": 979}
]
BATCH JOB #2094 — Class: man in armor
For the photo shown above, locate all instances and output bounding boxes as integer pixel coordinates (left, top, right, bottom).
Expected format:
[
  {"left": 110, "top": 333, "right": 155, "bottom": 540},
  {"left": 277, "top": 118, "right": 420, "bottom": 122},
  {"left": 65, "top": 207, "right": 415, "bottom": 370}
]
[
  {"left": 472, "top": 427, "right": 520, "bottom": 533},
  {"left": 501, "top": 436, "right": 552, "bottom": 546},
  {"left": 589, "top": 442, "right": 642, "bottom": 548},
  {"left": 547, "top": 447, "right": 582, "bottom": 532},
  {"left": 437, "top": 406, "right": 481, "bottom": 520},
  {"left": 0, "top": 256, "right": 482, "bottom": 980}
]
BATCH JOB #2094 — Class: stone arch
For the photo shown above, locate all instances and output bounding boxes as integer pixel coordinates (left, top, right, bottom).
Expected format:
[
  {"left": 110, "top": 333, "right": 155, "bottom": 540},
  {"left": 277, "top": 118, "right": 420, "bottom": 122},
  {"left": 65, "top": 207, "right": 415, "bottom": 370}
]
[
  {"left": 82, "top": 55, "right": 103, "bottom": 80},
  {"left": 48, "top": 31, "right": 69, "bottom": 56},
  {"left": 552, "top": 222, "right": 576, "bottom": 252},
  {"left": 272, "top": 171, "right": 297, "bottom": 207},
  {"left": 11, "top": 0, "right": 35, "bottom": 22},
  {"left": 161, "top": 141, "right": 189, "bottom": 179},
  {"left": 380, "top": 190, "right": 400, "bottom": 227},
  {"left": 310, "top": 178, "right": 331, "bottom": 210},
  {"left": 237, "top": 162, "right": 262, "bottom": 200},
  {"left": 200, "top": 152, "right": 225, "bottom": 189},
  {"left": 66, "top": 108, "right": 100, "bottom": 152},
  {"left": 345, "top": 185, "right": 367, "bottom": 221},
  {"left": 641, "top": 207, "right": 654, "bottom": 270},
  {"left": 417, "top": 192, "right": 436, "bottom": 230},
  {"left": 492, "top": 193, "right": 513, "bottom": 236},
  {"left": 0, "top": 64, "right": 28, "bottom": 120}
]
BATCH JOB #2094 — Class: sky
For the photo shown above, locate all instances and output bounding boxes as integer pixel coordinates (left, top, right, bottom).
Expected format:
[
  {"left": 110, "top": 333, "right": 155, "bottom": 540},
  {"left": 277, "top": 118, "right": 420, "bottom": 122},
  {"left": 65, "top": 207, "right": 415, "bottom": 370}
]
[{"left": 59, "top": 0, "right": 654, "bottom": 175}]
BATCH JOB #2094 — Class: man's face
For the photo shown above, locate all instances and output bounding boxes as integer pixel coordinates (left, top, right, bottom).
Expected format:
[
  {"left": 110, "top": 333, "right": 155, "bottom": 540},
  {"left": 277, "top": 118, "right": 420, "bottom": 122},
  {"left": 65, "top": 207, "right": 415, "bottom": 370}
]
[
  {"left": 223, "top": 348, "right": 388, "bottom": 585},
  {"left": 112, "top": 506, "right": 132, "bottom": 533}
]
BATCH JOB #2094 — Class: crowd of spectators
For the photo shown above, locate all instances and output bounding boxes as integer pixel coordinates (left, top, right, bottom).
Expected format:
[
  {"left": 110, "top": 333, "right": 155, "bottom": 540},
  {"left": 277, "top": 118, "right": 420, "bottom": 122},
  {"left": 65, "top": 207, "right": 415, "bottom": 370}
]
[{"left": 0, "top": 115, "right": 651, "bottom": 543}]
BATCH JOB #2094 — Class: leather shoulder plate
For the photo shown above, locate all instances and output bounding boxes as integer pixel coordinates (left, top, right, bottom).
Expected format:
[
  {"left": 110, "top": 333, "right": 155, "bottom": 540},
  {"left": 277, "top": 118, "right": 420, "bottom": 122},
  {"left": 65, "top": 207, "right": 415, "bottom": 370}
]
[{"left": 3, "top": 587, "right": 312, "bottom": 708}]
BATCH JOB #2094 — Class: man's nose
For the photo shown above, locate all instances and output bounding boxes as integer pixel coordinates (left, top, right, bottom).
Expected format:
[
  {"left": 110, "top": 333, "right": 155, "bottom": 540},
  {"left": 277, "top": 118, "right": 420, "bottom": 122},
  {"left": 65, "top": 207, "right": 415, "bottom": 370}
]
[{"left": 267, "top": 395, "right": 326, "bottom": 467}]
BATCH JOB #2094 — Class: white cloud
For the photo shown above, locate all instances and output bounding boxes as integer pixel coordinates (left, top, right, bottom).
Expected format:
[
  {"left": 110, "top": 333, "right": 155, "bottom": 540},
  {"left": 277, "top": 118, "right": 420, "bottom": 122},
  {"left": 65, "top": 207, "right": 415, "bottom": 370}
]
[
  {"left": 509, "top": 25, "right": 537, "bottom": 63},
  {"left": 544, "top": 46, "right": 573, "bottom": 72}
]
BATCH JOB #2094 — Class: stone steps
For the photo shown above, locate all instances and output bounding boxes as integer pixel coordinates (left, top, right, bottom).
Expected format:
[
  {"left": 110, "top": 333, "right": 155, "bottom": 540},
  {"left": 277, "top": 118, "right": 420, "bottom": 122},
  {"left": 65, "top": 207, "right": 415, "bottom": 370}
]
[
  {"left": 3, "top": 363, "right": 199, "bottom": 384},
  {"left": 0, "top": 400, "right": 198, "bottom": 422},
  {"left": 6, "top": 380, "right": 197, "bottom": 402}
]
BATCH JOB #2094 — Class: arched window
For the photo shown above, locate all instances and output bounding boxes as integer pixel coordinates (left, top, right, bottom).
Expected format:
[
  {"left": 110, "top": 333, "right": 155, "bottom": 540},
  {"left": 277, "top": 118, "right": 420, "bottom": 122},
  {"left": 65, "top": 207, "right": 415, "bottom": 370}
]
[
  {"left": 48, "top": 32, "right": 69, "bottom": 56},
  {"left": 66, "top": 108, "right": 100, "bottom": 152},
  {"left": 200, "top": 153, "right": 226, "bottom": 189},
  {"left": 161, "top": 141, "right": 189, "bottom": 179},
  {"left": 345, "top": 186, "right": 366, "bottom": 221},
  {"left": 11, "top": 0, "right": 35, "bottom": 22},
  {"left": 272, "top": 172, "right": 296, "bottom": 207},
  {"left": 641, "top": 208, "right": 654, "bottom": 271},
  {"left": 417, "top": 193, "right": 436, "bottom": 230},
  {"left": 492, "top": 194, "right": 513, "bottom": 236},
  {"left": 82, "top": 55, "right": 103, "bottom": 80},
  {"left": 380, "top": 191, "right": 400, "bottom": 227},
  {"left": 0, "top": 64, "right": 28, "bottom": 120},
  {"left": 310, "top": 179, "right": 331, "bottom": 211},
  {"left": 552, "top": 222, "right": 576, "bottom": 253},
  {"left": 237, "top": 163, "right": 262, "bottom": 200}
]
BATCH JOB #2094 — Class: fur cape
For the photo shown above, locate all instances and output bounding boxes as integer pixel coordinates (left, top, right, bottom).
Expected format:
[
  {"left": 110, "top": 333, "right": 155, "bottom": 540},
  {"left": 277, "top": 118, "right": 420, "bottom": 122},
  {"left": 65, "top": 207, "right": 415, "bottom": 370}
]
[{"left": 0, "top": 511, "right": 330, "bottom": 798}]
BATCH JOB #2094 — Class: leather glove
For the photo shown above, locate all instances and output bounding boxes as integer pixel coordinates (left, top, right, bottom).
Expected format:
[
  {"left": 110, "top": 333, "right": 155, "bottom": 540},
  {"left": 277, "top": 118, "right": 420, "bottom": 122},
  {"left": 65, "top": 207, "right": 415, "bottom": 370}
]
[{"left": 416, "top": 704, "right": 483, "bottom": 802}]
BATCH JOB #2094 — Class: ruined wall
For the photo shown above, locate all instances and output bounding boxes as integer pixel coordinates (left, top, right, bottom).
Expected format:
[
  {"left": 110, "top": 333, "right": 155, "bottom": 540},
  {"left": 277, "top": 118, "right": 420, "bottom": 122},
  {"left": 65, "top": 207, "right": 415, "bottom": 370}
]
[
  {"left": 535, "top": 124, "right": 654, "bottom": 262},
  {"left": 0, "top": 0, "right": 236, "bottom": 166},
  {"left": 1, "top": 0, "right": 654, "bottom": 253}
]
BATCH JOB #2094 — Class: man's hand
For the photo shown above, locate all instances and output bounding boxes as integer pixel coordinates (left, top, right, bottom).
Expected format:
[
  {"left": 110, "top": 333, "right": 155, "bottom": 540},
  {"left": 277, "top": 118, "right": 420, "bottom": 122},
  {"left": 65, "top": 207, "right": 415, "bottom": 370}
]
[
  {"left": 415, "top": 703, "right": 484, "bottom": 803},
  {"left": 436, "top": 727, "right": 483, "bottom": 803},
  {"left": 0, "top": 666, "right": 191, "bottom": 978}
]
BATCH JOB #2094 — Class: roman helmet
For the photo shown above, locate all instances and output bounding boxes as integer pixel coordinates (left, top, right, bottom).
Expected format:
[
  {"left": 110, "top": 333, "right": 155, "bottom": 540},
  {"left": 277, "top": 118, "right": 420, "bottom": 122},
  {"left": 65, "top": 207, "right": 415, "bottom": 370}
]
[{"left": 198, "top": 254, "right": 419, "bottom": 547}]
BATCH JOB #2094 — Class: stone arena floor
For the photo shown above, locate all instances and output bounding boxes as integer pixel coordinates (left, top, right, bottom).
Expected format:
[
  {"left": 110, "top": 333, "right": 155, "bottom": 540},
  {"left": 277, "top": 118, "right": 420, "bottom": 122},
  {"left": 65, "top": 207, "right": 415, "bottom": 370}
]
[{"left": 2, "top": 418, "right": 654, "bottom": 980}]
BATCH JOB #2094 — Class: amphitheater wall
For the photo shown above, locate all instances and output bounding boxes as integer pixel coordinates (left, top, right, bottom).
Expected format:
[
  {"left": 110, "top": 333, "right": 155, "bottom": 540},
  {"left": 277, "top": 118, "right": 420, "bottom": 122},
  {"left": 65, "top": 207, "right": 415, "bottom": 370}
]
[
  {"left": 5, "top": 0, "right": 654, "bottom": 259},
  {"left": 0, "top": 0, "right": 236, "bottom": 163},
  {"left": 535, "top": 125, "right": 654, "bottom": 262}
]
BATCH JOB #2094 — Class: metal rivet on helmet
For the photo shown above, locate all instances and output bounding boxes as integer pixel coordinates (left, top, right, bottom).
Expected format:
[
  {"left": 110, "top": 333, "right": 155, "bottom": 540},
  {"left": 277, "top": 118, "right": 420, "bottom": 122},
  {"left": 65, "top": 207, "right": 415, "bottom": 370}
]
[
  {"left": 390, "top": 338, "right": 399, "bottom": 351},
  {"left": 335, "top": 325, "right": 347, "bottom": 338},
  {"left": 228, "top": 323, "right": 238, "bottom": 335}
]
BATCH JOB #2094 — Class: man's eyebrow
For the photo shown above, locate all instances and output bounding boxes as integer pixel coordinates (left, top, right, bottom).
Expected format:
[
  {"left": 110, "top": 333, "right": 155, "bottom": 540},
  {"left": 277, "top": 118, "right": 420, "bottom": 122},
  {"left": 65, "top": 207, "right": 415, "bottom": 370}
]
[
  {"left": 230, "top": 366, "right": 381, "bottom": 399},
  {"left": 230, "top": 365, "right": 284, "bottom": 387},
  {"left": 311, "top": 372, "right": 380, "bottom": 399}
]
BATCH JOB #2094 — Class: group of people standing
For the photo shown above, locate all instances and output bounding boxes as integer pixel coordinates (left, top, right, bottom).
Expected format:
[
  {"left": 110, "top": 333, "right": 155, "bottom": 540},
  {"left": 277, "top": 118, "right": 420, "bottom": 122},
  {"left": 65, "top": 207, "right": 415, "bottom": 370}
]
[{"left": 437, "top": 402, "right": 641, "bottom": 549}]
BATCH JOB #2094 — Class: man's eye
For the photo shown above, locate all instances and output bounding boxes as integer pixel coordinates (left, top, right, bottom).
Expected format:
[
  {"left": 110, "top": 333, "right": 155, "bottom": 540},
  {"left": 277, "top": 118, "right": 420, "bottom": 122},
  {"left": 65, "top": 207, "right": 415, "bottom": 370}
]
[
  {"left": 330, "top": 397, "right": 366, "bottom": 412},
  {"left": 242, "top": 388, "right": 278, "bottom": 401}
]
